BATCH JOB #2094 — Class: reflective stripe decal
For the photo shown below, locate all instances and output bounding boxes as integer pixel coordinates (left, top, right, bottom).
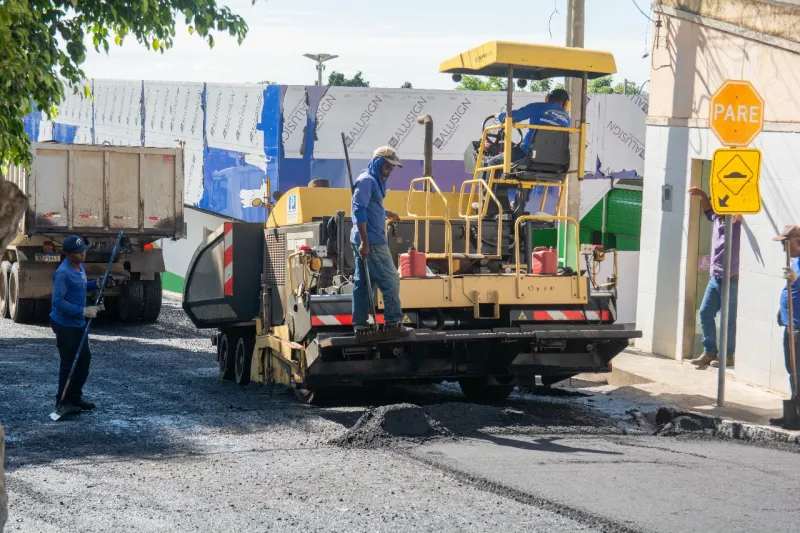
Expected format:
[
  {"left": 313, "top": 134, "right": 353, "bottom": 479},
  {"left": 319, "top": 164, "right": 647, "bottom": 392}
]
[
  {"left": 515, "top": 310, "right": 611, "bottom": 322},
  {"left": 310, "top": 314, "right": 385, "bottom": 327},
  {"left": 223, "top": 222, "right": 233, "bottom": 296}
]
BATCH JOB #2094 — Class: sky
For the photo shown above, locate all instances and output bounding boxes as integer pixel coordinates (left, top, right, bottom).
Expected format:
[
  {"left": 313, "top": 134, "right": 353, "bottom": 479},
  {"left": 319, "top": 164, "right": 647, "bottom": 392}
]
[{"left": 82, "top": 0, "right": 655, "bottom": 90}]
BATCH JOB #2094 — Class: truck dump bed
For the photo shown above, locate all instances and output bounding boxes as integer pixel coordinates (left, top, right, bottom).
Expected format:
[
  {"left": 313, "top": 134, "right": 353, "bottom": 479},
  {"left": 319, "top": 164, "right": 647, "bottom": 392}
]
[{"left": 6, "top": 143, "right": 184, "bottom": 240}]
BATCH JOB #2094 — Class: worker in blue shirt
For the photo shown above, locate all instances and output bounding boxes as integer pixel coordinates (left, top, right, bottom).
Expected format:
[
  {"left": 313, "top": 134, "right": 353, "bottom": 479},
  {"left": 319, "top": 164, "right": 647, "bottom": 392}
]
[
  {"left": 350, "top": 146, "right": 405, "bottom": 330},
  {"left": 490, "top": 88, "right": 572, "bottom": 170},
  {"left": 771, "top": 225, "right": 800, "bottom": 427},
  {"left": 50, "top": 235, "right": 106, "bottom": 415}
]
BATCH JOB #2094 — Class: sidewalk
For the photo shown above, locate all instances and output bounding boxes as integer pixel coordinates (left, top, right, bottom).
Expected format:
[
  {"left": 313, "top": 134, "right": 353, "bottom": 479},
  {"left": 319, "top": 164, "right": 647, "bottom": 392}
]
[{"left": 579, "top": 349, "right": 787, "bottom": 427}]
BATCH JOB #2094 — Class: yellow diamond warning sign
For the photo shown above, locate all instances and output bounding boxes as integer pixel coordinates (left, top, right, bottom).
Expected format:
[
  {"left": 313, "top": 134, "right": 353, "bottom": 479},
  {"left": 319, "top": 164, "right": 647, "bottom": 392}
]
[{"left": 709, "top": 148, "right": 762, "bottom": 215}]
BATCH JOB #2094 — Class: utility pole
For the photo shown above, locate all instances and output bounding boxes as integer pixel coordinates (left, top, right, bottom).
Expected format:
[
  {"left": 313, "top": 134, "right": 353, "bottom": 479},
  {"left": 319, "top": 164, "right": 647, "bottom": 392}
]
[
  {"left": 303, "top": 53, "right": 339, "bottom": 86},
  {"left": 565, "top": 0, "right": 585, "bottom": 223}
]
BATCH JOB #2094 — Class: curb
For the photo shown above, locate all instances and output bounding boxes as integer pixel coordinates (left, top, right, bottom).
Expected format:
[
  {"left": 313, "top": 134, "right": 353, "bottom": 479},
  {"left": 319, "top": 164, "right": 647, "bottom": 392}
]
[{"left": 638, "top": 407, "right": 800, "bottom": 446}]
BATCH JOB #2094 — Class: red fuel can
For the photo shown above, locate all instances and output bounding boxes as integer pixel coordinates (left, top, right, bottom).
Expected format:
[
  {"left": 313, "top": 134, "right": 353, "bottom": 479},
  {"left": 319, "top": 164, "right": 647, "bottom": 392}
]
[
  {"left": 532, "top": 246, "right": 558, "bottom": 275},
  {"left": 400, "top": 247, "right": 427, "bottom": 278}
]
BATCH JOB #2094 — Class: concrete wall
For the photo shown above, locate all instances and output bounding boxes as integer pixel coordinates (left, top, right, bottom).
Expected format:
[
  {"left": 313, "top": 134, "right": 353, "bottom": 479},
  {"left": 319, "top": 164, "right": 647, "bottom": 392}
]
[{"left": 638, "top": 5, "right": 800, "bottom": 394}]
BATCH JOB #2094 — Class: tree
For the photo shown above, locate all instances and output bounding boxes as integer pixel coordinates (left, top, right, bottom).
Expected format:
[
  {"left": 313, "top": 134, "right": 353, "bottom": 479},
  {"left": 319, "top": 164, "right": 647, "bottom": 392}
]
[
  {"left": 400, "top": 81, "right": 413, "bottom": 89},
  {"left": 455, "top": 75, "right": 507, "bottom": 91},
  {"left": 455, "top": 76, "right": 565, "bottom": 93},
  {"left": 588, "top": 76, "right": 638, "bottom": 94},
  {"left": 0, "top": 0, "right": 251, "bottom": 165},
  {"left": 327, "top": 71, "right": 370, "bottom": 87}
]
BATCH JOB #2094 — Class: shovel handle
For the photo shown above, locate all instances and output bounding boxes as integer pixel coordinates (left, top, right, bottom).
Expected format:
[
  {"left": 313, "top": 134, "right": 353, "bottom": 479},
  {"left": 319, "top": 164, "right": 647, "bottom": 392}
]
[{"left": 787, "top": 244, "right": 798, "bottom": 400}]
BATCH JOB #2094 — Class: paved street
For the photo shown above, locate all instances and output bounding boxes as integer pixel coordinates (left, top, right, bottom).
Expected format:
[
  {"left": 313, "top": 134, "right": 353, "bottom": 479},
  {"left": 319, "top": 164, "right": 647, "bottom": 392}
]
[{"left": 2, "top": 298, "right": 799, "bottom": 533}]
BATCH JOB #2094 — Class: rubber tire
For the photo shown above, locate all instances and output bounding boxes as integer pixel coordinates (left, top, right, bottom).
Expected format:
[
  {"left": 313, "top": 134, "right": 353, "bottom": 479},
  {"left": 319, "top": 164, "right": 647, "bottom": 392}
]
[
  {"left": 34, "top": 299, "right": 51, "bottom": 323},
  {"left": 0, "top": 261, "right": 11, "bottom": 319},
  {"left": 9, "top": 263, "right": 34, "bottom": 324},
  {"left": 117, "top": 280, "right": 145, "bottom": 322},
  {"left": 234, "top": 335, "right": 253, "bottom": 386},
  {"left": 458, "top": 378, "right": 514, "bottom": 404},
  {"left": 140, "top": 274, "right": 163, "bottom": 323},
  {"left": 218, "top": 333, "right": 237, "bottom": 381}
]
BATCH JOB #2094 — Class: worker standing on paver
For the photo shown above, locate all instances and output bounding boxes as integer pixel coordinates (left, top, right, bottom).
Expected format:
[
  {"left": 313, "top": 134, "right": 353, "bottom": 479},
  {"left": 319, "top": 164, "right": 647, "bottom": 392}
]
[
  {"left": 770, "top": 226, "right": 800, "bottom": 427},
  {"left": 687, "top": 188, "right": 742, "bottom": 369},
  {"left": 50, "top": 235, "right": 104, "bottom": 415},
  {"left": 350, "top": 146, "right": 405, "bottom": 331}
]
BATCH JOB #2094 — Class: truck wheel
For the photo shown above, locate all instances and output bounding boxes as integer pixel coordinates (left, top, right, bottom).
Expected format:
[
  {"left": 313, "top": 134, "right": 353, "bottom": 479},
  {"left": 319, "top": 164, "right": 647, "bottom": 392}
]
[
  {"left": 0, "top": 261, "right": 11, "bottom": 319},
  {"left": 140, "top": 274, "right": 163, "bottom": 323},
  {"left": 218, "top": 333, "right": 237, "bottom": 381},
  {"left": 34, "top": 299, "right": 51, "bottom": 323},
  {"left": 458, "top": 378, "right": 514, "bottom": 404},
  {"left": 117, "top": 280, "right": 145, "bottom": 322},
  {"left": 9, "top": 263, "right": 34, "bottom": 324},
  {"left": 234, "top": 336, "right": 253, "bottom": 386}
]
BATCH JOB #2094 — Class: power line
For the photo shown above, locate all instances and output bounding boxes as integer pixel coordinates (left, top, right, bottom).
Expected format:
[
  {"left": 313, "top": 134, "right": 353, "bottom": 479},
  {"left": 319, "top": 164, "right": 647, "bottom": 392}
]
[
  {"left": 631, "top": 0, "right": 655, "bottom": 22},
  {"left": 548, "top": 0, "right": 560, "bottom": 39}
]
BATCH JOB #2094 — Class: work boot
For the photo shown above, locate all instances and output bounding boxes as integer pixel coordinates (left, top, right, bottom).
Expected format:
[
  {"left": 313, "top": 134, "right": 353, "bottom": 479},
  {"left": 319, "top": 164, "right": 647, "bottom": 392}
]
[
  {"left": 56, "top": 402, "right": 82, "bottom": 416},
  {"left": 690, "top": 354, "right": 717, "bottom": 367},
  {"left": 75, "top": 397, "right": 96, "bottom": 411},
  {"left": 769, "top": 416, "right": 785, "bottom": 427},
  {"left": 710, "top": 357, "right": 734, "bottom": 369}
]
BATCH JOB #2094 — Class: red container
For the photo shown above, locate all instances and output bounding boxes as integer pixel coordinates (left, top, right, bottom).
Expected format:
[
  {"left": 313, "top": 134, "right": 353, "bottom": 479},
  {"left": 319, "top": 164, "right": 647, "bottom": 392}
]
[
  {"left": 400, "top": 247, "right": 427, "bottom": 278},
  {"left": 532, "top": 246, "right": 557, "bottom": 275}
]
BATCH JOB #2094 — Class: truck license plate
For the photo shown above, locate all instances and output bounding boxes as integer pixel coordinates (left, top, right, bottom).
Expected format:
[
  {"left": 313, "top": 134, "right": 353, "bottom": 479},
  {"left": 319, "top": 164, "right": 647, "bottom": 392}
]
[{"left": 35, "top": 253, "right": 61, "bottom": 263}]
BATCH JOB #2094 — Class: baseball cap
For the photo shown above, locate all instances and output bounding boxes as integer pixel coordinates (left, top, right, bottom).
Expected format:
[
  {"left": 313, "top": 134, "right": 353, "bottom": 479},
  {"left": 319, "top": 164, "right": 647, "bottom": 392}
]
[
  {"left": 773, "top": 225, "right": 800, "bottom": 241},
  {"left": 373, "top": 146, "right": 403, "bottom": 167},
  {"left": 63, "top": 235, "right": 89, "bottom": 253}
]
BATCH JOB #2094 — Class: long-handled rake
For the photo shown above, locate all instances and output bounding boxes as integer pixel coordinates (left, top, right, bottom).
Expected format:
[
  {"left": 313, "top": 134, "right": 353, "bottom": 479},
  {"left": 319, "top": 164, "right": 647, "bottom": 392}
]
[
  {"left": 49, "top": 228, "right": 124, "bottom": 421},
  {"left": 341, "top": 133, "right": 408, "bottom": 345}
]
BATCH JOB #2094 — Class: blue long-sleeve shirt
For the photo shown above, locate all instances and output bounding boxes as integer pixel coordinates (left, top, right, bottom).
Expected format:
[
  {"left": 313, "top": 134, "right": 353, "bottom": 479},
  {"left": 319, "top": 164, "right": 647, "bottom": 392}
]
[
  {"left": 780, "top": 257, "right": 800, "bottom": 329},
  {"left": 350, "top": 158, "right": 389, "bottom": 246},
  {"left": 50, "top": 259, "right": 98, "bottom": 328},
  {"left": 498, "top": 102, "right": 571, "bottom": 153}
]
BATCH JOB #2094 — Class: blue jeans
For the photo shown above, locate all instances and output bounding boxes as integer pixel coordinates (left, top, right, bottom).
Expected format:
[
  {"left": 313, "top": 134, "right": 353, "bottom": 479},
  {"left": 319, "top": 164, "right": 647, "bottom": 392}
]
[
  {"left": 351, "top": 243, "right": 403, "bottom": 325},
  {"left": 483, "top": 146, "right": 527, "bottom": 180},
  {"left": 699, "top": 277, "right": 739, "bottom": 357}
]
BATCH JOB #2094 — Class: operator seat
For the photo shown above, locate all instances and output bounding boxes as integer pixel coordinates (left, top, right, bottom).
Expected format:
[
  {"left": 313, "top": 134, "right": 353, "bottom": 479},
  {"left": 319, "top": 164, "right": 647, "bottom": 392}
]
[{"left": 488, "top": 129, "right": 571, "bottom": 220}]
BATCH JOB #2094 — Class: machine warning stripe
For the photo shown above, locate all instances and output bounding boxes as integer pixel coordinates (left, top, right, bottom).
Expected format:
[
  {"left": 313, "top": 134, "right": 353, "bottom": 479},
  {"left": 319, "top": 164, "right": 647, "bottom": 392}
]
[
  {"left": 513, "top": 310, "right": 611, "bottom": 321},
  {"left": 311, "top": 314, "right": 386, "bottom": 327},
  {"left": 223, "top": 222, "right": 233, "bottom": 296}
]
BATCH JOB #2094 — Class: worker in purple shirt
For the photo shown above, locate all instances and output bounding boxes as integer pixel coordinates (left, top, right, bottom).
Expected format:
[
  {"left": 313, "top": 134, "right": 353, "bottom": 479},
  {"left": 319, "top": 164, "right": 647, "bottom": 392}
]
[{"left": 687, "top": 188, "right": 742, "bottom": 369}]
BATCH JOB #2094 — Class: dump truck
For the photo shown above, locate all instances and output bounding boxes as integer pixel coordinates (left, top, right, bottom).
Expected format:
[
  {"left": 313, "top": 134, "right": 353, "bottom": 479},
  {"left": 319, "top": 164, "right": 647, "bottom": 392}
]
[
  {"left": 1, "top": 142, "right": 184, "bottom": 323},
  {"left": 182, "top": 41, "right": 641, "bottom": 403}
]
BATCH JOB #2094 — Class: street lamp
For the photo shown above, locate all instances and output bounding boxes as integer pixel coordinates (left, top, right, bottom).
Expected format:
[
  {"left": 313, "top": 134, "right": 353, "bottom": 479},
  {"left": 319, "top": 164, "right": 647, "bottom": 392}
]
[{"left": 303, "top": 53, "right": 339, "bottom": 86}]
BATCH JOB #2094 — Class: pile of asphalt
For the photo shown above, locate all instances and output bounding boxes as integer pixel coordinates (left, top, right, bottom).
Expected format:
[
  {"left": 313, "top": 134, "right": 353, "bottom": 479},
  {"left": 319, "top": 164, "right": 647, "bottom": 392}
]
[
  {"left": 331, "top": 404, "right": 450, "bottom": 448},
  {"left": 630, "top": 407, "right": 719, "bottom": 437}
]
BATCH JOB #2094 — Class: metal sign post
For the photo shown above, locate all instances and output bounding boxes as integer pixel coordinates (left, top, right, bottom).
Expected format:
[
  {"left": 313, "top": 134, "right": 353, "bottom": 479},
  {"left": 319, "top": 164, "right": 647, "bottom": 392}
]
[{"left": 716, "top": 215, "right": 734, "bottom": 406}]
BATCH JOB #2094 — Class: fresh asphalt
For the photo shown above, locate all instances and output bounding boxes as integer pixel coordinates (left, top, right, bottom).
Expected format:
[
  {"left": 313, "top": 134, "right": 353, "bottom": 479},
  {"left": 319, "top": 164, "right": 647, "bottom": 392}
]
[{"left": 1, "top": 298, "right": 798, "bottom": 532}]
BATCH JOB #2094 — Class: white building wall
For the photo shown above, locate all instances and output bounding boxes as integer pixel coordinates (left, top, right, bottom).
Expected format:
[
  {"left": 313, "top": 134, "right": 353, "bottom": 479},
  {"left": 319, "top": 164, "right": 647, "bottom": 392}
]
[{"left": 638, "top": 7, "right": 800, "bottom": 393}]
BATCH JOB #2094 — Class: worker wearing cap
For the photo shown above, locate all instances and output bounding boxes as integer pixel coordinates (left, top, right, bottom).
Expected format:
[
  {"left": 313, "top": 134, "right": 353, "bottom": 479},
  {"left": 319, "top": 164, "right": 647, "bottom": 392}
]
[
  {"left": 687, "top": 188, "right": 743, "bottom": 369},
  {"left": 770, "top": 226, "right": 800, "bottom": 426},
  {"left": 50, "top": 235, "right": 104, "bottom": 415},
  {"left": 350, "top": 146, "right": 405, "bottom": 330}
]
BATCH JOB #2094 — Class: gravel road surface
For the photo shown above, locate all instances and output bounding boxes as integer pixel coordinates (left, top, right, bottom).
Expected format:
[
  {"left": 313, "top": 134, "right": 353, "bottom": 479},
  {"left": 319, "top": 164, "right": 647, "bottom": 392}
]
[{"left": 2, "top": 298, "right": 799, "bottom": 532}]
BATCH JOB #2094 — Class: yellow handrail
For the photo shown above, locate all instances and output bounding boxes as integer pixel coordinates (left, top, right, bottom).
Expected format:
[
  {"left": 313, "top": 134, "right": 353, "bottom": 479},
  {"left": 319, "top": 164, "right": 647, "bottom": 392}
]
[
  {"left": 286, "top": 251, "right": 306, "bottom": 296},
  {"left": 513, "top": 214, "right": 581, "bottom": 298},
  {"left": 458, "top": 178, "right": 503, "bottom": 257},
  {"left": 406, "top": 176, "right": 454, "bottom": 300}
]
